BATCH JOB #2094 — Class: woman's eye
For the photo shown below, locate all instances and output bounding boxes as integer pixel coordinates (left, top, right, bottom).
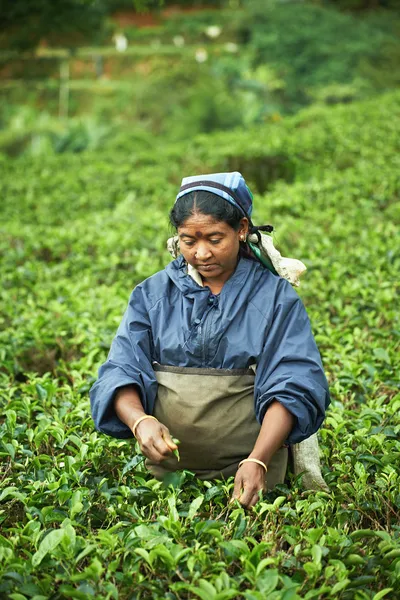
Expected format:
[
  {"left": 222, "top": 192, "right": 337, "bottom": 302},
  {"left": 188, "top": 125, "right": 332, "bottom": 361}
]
[
  {"left": 210, "top": 240, "right": 221, "bottom": 245},
  {"left": 184, "top": 241, "right": 195, "bottom": 247}
]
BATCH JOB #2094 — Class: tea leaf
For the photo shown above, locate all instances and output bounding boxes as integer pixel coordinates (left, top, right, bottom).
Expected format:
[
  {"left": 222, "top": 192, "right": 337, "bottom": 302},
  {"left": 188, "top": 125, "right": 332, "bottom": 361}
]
[{"left": 32, "top": 529, "right": 65, "bottom": 566}]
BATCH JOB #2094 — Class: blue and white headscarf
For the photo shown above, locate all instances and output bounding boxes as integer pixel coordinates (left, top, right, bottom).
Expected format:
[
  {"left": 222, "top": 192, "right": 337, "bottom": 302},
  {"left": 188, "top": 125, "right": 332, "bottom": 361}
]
[{"left": 176, "top": 171, "right": 254, "bottom": 219}]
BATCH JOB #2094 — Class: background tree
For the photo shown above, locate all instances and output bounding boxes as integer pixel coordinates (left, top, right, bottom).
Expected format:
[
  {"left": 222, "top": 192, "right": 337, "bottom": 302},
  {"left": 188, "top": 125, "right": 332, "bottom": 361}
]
[{"left": 0, "top": 0, "right": 164, "bottom": 50}]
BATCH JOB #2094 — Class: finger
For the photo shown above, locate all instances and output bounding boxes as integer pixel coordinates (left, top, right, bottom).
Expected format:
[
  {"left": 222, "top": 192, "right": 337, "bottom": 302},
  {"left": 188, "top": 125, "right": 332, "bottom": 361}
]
[
  {"left": 231, "top": 474, "right": 244, "bottom": 500},
  {"left": 152, "top": 436, "right": 174, "bottom": 459},
  {"left": 248, "top": 491, "right": 263, "bottom": 509},
  {"left": 140, "top": 441, "right": 165, "bottom": 464},
  {"left": 161, "top": 429, "right": 178, "bottom": 451},
  {"left": 240, "top": 490, "right": 260, "bottom": 510},
  {"left": 237, "top": 485, "right": 254, "bottom": 508}
]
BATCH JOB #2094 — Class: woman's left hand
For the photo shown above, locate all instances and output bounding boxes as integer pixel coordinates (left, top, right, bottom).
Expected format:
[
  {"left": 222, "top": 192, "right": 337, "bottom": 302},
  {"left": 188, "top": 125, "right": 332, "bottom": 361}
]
[{"left": 232, "top": 462, "right": 266, "bottom": 509}]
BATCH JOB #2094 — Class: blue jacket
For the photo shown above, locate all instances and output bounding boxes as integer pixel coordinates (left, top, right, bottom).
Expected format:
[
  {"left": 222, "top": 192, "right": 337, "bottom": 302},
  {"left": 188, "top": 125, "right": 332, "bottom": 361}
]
[{"left": 90, "top": 255, "right": 330, "bottom": 444}]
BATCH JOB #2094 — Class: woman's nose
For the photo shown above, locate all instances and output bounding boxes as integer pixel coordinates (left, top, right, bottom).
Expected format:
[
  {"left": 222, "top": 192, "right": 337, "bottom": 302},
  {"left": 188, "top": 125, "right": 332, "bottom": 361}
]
[{"left": 195, "top": 242, "right": 212, "bottom": 260}]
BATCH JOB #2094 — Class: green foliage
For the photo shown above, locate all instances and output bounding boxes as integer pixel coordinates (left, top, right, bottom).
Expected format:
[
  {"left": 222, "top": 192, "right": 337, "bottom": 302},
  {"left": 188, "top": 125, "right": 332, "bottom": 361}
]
[
  {"left": 1, "top": 84, "right": 399, "bottom": 597},
  {"left": 239, "top": 0, "right": 400, "bottom": 109},
  {"left": 0, "top": 2, "right": 399, "bottom": 596},
  {"left": 322, "top": 0, "right": 400, "bottom": 10},
  {"left": 0, "top": 0, "right": 107, "bottom": 50}
]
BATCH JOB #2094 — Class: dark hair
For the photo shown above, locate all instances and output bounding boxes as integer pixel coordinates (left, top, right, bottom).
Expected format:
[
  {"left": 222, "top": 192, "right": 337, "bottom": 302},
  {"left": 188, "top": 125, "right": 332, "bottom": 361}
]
[{"left": 169, "top": 191, "right": 244, "bottom": 231}]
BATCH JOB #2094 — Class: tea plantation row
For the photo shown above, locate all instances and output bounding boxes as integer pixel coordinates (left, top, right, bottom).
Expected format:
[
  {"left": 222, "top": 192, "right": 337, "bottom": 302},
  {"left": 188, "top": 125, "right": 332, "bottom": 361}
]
[{"left": 0, "top": 91, "right": 399, "bottom": 598}]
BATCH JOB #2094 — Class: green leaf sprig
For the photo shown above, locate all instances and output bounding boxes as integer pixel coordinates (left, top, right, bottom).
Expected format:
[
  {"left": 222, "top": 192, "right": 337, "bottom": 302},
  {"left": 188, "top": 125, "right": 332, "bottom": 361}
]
[{"left": 172, "top": 437, "right": 181, "bottom": 462}]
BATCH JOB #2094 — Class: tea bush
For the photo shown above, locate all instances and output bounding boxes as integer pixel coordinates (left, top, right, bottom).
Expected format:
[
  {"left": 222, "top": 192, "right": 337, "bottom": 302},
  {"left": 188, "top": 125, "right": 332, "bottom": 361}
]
[{"left": 0, "top": 92, "right": 399, "bottom": 598}]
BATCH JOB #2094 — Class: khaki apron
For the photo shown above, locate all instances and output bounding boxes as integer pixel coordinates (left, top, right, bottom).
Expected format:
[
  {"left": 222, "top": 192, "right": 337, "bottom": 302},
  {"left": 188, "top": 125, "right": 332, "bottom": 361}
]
[{"left": 146, "top": 364, "right": 287, "bottom": 489}]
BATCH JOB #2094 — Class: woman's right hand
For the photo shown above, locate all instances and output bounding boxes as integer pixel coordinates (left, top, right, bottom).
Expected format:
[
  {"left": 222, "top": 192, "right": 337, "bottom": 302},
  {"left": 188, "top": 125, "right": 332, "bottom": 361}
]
[{"left": 134, "top": 418, "right": 178, "bottom": 464}]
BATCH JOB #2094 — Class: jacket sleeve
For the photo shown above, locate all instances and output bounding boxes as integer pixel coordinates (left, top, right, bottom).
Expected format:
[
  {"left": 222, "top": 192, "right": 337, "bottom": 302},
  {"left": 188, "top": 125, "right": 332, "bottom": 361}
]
[
  {"left": 89, "top": 285, "right": 158, "bottom": 438},
  {"left": 254, "top": 280, "right": 330, "bottom": 444}
]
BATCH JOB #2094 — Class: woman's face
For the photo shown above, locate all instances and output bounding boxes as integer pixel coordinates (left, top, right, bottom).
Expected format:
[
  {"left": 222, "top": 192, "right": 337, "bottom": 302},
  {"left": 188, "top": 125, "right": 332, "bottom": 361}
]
[{"left": 178, "top": 213, "right": 249, "bottom": 285}]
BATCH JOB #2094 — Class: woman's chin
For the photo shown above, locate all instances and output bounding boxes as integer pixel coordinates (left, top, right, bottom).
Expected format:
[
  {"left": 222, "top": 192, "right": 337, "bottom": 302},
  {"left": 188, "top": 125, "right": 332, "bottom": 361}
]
[{"left": 196, "top": 264, "right": 220, "bottom": 273}]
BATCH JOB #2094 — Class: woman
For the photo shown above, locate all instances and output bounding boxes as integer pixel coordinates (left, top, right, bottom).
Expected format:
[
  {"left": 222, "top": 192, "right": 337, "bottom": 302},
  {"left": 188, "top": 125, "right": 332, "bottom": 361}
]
[{"left": 90, "top": 172, "right": 330, "bottom": 508}]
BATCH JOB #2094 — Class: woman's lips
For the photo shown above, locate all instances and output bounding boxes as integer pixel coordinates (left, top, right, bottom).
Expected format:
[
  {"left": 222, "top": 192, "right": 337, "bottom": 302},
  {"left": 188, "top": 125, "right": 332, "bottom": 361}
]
[{"left": 197, "top": 264, "right": 218, "bottom": 271}]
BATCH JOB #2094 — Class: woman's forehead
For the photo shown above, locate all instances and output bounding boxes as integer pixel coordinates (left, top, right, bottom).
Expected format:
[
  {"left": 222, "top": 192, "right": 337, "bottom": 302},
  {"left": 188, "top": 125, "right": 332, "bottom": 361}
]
[{"left": 178, "top": 214, "right": 230, "bottom": 236}]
